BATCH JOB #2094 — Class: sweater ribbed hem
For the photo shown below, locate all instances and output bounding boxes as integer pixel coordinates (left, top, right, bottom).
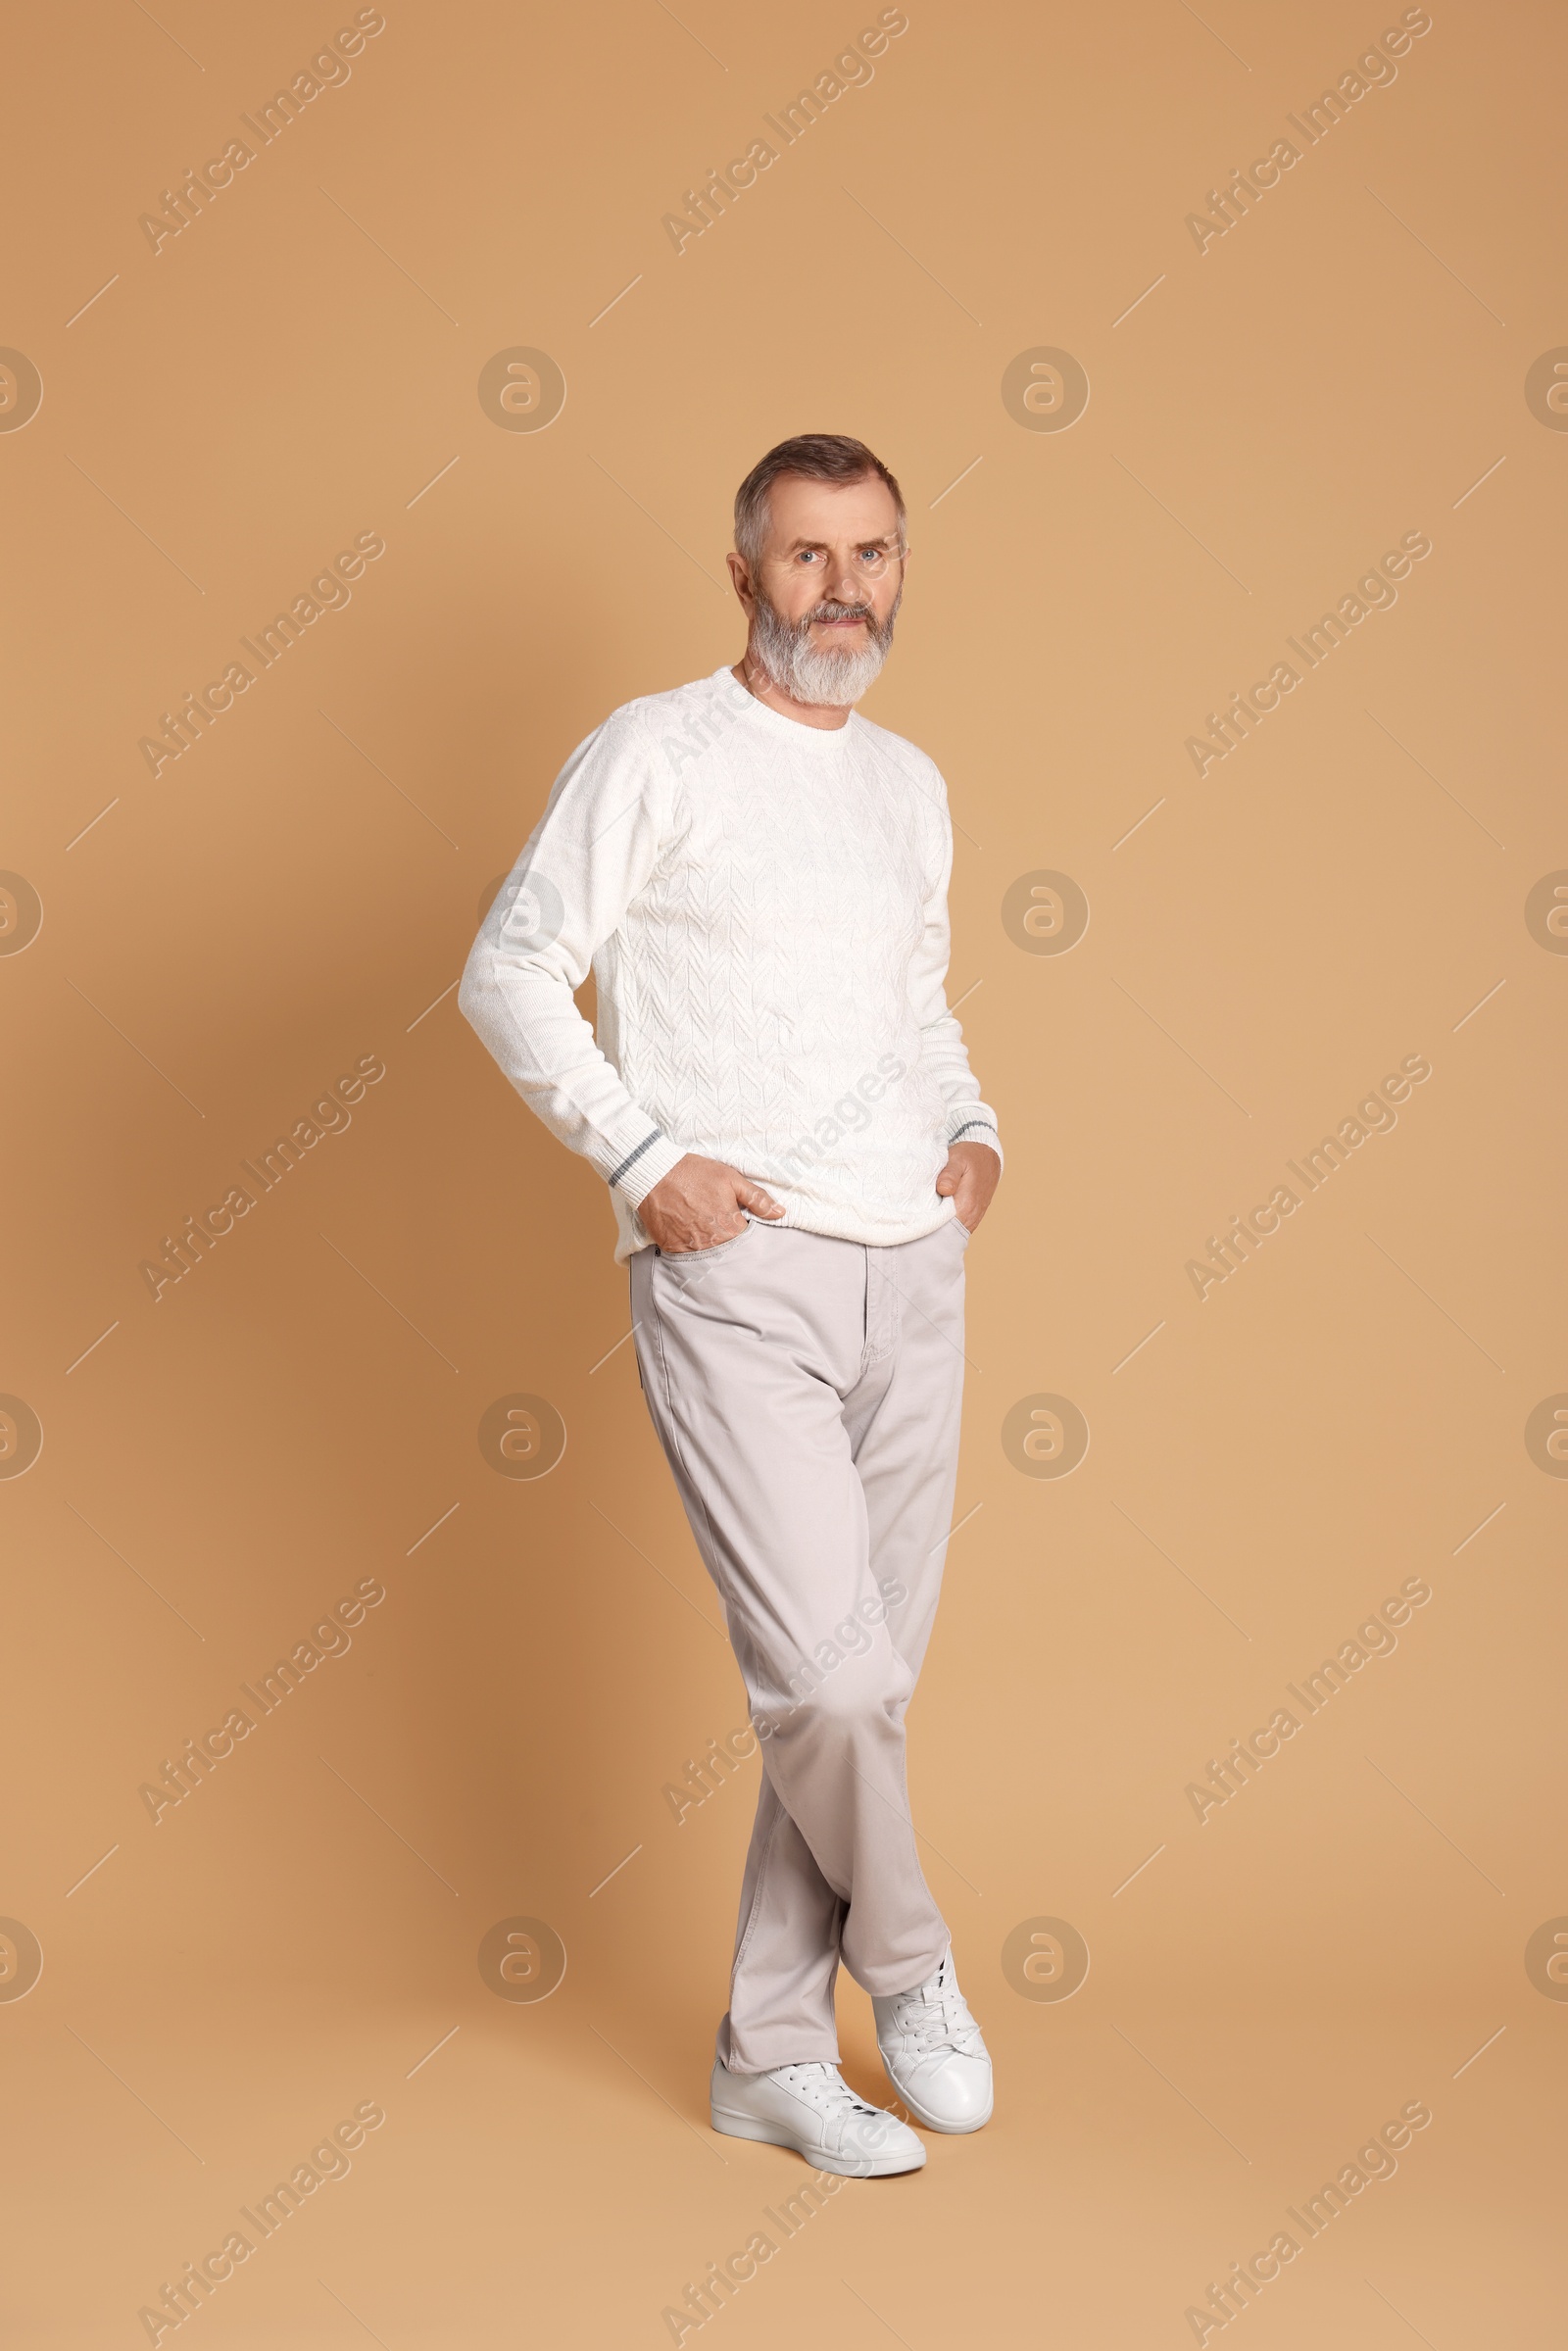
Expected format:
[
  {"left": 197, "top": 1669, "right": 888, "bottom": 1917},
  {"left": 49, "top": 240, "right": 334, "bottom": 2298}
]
[{"left": 613, "top": 1194, "right": 972, "bottom": 1265}]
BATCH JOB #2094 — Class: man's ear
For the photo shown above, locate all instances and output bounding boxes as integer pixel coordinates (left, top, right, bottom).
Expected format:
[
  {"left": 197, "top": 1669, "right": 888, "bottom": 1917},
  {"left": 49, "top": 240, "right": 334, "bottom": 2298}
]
[{"left": 726, "top": 550, "right": 756, "bottom": 610}]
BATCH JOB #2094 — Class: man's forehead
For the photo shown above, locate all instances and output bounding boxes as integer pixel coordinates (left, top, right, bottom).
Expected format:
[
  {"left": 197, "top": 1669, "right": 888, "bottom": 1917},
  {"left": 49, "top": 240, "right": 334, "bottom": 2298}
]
[
  {"left": 763, "top": 473, "right": 902, "bottom": 547},
  {"left": 774, "top": 526, "right": 902, "bottom": 551}
]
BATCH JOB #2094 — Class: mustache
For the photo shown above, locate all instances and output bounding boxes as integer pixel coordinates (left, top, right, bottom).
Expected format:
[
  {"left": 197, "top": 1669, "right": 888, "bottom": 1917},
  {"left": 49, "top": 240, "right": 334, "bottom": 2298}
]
[{"left": 797, "top": 598, "right": 897, "bottom": 652}]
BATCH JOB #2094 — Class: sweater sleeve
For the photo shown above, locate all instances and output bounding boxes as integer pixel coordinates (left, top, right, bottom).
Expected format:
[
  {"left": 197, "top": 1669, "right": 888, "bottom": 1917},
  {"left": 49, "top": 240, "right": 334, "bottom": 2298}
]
[
  {"left": 458, "top": 706, "right": 688, "bottom": 1208},
  {"left": 907, "top": 767, "right": 1004, "bottom": 1169}
]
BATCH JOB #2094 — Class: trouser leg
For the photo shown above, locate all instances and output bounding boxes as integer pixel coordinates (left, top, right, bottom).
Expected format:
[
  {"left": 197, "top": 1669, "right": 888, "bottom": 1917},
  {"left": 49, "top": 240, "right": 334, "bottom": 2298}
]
[
  {"left": 721, "top": 1773, "right": 847, "bottom": 2068},
  {"left": 629, "top": 1217, "right": 969, "bottom": 2074},
  {"left": 843, "top": 1217, "right": 970, "bottom": 1699}
]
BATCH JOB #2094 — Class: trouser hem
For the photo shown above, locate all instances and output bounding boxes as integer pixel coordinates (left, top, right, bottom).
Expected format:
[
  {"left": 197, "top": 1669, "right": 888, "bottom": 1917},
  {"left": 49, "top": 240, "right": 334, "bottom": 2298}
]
[
  {"left": 842, "top": 1933, "right": 951, "bottom": 2001},
  {"left": 715, "top": 2037, "right": 844, "bottom": 2078},
  {"left": 867, "top": 1937, "right": 953, "bottom": 2004}
]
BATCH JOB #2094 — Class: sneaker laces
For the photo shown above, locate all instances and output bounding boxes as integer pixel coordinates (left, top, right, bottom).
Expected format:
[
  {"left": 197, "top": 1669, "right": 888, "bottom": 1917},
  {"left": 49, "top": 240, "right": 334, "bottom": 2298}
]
[
  {"left": 774, "top": 2062, "right": 883, "bottom": 2119},
  {"left": 884, "top": 1955, "right": 986, "bottom": 2059}
]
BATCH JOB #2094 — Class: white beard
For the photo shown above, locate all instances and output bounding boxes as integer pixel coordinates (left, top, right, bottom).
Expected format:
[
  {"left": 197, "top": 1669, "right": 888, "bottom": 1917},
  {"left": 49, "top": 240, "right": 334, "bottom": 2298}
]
[{"left": 749, "top": 585, "right": 901, "bottom": 708}]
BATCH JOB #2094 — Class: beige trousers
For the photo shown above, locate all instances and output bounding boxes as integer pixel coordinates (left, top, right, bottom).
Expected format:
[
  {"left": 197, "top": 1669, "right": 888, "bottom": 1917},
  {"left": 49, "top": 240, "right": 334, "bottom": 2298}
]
[{"left": 630, "top": 1214, "right": 968, "bottom": 2074}]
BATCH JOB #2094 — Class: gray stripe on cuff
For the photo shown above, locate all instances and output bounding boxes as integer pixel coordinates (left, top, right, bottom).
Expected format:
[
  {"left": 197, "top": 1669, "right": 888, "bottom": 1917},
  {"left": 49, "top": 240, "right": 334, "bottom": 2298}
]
[
  {"left": 607, "top": 1129, "right": 664, "bottom": 1190},
  {"left": 948, "top": 1119, "right": 998, "bottom": 1147}
]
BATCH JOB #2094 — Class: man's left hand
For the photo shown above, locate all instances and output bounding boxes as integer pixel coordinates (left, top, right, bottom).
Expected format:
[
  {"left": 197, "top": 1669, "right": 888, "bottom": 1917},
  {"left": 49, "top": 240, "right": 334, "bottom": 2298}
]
[{"left": 935, "top": 1140, "right": 1001, "bottom": 1236}]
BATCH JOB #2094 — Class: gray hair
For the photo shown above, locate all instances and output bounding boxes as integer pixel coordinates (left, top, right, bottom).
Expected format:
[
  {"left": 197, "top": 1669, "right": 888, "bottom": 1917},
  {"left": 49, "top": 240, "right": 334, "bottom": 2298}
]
[{"left": 733, "top": 433, "right": 906, "bottom": 569}]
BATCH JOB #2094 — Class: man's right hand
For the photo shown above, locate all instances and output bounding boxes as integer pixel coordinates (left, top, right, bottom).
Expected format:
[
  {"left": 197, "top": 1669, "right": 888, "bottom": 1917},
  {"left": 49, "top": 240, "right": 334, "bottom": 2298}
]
[{"left": 638, "top": 1154, "right": 785, "bottom": 1254}]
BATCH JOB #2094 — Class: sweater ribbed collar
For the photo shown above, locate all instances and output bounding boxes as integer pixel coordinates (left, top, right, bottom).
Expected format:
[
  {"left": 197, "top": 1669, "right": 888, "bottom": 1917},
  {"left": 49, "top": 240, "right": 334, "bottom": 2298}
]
[{"left": 710, "top": 664, "right": 860, "bottom": 754}]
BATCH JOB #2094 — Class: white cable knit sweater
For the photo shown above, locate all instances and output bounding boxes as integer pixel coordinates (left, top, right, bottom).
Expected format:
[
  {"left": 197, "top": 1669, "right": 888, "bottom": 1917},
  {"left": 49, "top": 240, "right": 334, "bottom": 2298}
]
[{"left": 459, "top": 664, "right": 1002, "bottom": 1263}]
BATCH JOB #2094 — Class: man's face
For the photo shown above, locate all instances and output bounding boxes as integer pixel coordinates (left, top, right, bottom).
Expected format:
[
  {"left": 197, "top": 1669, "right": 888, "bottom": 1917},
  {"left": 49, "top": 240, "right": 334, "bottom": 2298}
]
[{"left": 730, "top": 472, "right": 906, "bottom": 707}]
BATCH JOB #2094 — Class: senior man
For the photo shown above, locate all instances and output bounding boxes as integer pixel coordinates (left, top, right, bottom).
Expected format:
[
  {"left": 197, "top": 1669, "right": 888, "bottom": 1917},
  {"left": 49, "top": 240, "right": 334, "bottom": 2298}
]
[{"left": 461, "top": 432, "right": 1001, "bottom": 2177}]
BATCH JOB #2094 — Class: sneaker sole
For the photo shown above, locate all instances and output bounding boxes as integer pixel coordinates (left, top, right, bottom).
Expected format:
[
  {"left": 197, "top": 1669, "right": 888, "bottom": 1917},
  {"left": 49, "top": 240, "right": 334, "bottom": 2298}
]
[{"left": 710, "top": 2104, "right": 926, "bottom": 2175}]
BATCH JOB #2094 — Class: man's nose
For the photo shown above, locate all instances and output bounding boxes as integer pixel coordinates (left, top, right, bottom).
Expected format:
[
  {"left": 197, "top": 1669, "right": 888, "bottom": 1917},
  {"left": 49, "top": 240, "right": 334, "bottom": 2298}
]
[{"left": 824, "top": 551, "right": 868, "bottom": 607}]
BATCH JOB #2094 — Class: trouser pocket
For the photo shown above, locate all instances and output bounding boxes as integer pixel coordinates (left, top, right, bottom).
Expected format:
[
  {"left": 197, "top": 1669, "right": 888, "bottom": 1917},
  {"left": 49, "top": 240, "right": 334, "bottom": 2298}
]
[{"left": 658, "top": 1219, "right": 755, "bottom": 1267}]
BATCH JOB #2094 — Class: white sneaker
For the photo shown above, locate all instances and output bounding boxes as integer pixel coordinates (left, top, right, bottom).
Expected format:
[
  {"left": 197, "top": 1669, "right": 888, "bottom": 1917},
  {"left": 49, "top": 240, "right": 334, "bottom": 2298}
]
[
  {"left": 710, "top": 2057, "right": 926, "bottom": 2176},
  {"left": 872, "top": 1950, "right": 994, "bottom": 2133}
]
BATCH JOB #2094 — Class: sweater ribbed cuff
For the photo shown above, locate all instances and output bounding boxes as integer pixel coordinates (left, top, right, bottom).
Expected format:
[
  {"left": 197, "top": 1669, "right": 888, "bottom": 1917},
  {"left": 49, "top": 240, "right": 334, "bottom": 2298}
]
[
  {"left": 606, "top": 1129, "right": 687, "bottom": 1208},
  {"left": 947, "top": 1117, "right": 1003, "bottom": 1173}
]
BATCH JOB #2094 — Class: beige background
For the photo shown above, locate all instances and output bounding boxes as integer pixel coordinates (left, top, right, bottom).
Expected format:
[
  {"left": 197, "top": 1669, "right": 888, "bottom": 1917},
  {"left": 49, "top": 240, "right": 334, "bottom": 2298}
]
[{"left": 4, "top": 0, "right": 1565, "bottom": 2341}]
